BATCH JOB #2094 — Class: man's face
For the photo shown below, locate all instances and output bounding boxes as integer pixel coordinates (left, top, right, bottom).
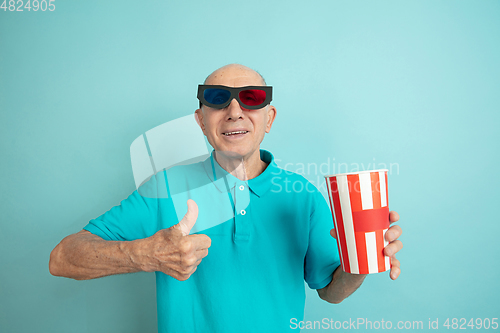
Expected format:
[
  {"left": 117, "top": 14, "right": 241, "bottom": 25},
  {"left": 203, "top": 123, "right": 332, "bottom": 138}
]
[{"left": 195, "top": 66, "right": 276, "bottom": 160}]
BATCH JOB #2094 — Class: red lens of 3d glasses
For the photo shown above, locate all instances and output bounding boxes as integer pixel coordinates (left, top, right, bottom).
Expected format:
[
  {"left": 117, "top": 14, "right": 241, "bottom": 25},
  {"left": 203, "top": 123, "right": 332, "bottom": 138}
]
[{"left": 238, "top": 89, "right": 267, "bottom": 106}]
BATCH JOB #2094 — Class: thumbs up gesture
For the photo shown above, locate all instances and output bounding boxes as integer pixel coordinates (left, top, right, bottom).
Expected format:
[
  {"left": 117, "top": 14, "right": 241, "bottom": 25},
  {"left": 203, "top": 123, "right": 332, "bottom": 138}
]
[
  {"left": 177, "top": 198, "right": 199, "bottom": 236},
  {"left": 136, "top": 199, "right": 212, "bottom": 281}
]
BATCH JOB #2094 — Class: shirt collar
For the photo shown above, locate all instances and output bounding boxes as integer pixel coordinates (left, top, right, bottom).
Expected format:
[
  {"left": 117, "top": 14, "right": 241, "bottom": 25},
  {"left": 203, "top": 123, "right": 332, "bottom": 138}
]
[{"left": 202, "top": 149, "right": 279, "bottom": 198}]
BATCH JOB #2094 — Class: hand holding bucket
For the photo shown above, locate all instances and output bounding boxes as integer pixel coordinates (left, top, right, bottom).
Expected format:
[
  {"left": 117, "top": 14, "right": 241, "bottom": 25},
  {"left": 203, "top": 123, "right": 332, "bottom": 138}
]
[{"left": 325, "top": 169, "right": 400, "bottom": 276}]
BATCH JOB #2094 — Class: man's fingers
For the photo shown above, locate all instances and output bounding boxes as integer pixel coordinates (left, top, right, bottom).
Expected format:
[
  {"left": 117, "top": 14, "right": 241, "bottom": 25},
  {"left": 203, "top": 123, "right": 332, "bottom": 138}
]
[
  {"left": 196, "top": 248, "right": 209, "bottom": 259},
  {"left": 329, "top": 228, "right": 337, "bottom": 239},
  {"left": 385, "top": 225, "right": 402, "bottom": 242},
  {"left": 186, "top": 234, "right": 212, "bottom": 251},
  {"left": 179, "top": 199, "right": 199, "bottom": 236},
  {"left": 384, "top": 240, "right": 403, "bottom": 257},
  {"left": 389, "top": 211, "right": 400, "bottom": 223},
  {"left": 390, "top": 256, "right": 401, "bottom": 280}
]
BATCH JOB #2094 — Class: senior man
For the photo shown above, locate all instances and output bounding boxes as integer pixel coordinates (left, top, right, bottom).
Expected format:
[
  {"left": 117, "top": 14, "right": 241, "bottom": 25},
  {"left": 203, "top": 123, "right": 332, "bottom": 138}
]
[{"left": 49, "top": 64, "right": 403, "bottom": 332}]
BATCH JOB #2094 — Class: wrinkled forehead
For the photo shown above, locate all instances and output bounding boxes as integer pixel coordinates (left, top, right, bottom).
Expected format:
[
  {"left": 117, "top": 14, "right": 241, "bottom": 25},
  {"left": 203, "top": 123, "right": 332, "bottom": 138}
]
[{"left": 205, "top": 68, "right": 265, "bottom": 87}]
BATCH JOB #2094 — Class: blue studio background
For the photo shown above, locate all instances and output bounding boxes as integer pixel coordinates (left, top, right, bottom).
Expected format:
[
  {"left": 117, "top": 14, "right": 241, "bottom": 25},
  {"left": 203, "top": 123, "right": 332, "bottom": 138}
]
[{"left": 1, "top": 1, "right": 499, "bottom": 332}]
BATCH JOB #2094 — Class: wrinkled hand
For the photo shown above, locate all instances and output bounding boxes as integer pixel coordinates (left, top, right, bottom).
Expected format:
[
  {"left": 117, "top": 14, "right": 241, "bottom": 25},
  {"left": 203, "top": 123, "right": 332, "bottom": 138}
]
[
  {"left": 136, "top": 199, "right": 212, "bottom": 281},
  {"left": 329, "top": 211, "right": 403, "bottom": 280}
]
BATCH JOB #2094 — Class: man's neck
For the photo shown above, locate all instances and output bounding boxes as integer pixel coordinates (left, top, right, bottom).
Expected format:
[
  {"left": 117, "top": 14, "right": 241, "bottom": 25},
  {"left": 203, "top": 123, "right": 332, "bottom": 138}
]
[{"left": 214, "top": 149, "right": 267, "bottom": 181}]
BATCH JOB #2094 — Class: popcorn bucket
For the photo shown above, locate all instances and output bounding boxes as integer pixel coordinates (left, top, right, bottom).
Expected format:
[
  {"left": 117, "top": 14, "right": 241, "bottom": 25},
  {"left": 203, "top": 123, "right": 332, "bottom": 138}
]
[{"left": 325, "top": 170, "right": 391, "bottom": 274}]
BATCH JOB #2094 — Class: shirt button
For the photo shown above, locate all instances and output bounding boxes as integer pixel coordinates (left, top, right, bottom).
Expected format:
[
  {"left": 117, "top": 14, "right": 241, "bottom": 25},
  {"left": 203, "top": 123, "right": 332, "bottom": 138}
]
[
  {"left": 240, "top": 209, "right": 246, "bottom": 215},
  {"left": 239, "top": 185, "right": 245, "bottom": 191}
]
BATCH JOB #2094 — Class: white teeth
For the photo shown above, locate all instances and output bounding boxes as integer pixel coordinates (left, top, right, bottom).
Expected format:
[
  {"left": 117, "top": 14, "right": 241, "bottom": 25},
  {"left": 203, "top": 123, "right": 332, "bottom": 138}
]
[{"left": 224, "top": 131, "right": 248, "bottom": 136}]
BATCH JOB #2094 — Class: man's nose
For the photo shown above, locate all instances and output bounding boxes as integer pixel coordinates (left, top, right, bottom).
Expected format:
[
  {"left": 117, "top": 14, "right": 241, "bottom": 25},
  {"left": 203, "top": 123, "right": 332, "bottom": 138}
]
[{"left": 226, "top": 98, "right": 244, "bottom": 120}]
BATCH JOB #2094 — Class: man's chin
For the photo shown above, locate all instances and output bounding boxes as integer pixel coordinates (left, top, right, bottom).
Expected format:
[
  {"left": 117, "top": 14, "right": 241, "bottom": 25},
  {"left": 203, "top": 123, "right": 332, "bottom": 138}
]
[
  {"left": 213, "top": 149, "right": 252, "bottom": 179},
  {"left": 214, "top": 149, "right": 246, "bottom": 160},
  {"left": 214, "top": 145, "right": 263, "bottom": 161}
]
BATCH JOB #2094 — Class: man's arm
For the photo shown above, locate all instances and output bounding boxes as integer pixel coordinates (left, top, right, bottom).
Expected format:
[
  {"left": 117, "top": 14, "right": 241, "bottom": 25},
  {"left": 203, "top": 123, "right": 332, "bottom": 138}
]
[
  {"left": 49, "top": 199, "right": 211, "bottom": 281},
  {"left": 49, "top": 230, "right": 145, "bottom": 280},
  {"left": 316, "top": 266, "right": 367, "bottom": 304}
]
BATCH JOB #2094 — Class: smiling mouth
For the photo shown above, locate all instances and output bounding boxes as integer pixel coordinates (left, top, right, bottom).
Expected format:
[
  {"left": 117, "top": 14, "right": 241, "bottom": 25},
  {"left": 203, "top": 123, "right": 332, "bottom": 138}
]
[{"left": 223, "top": 131, "right": 249, "bottom": 136}]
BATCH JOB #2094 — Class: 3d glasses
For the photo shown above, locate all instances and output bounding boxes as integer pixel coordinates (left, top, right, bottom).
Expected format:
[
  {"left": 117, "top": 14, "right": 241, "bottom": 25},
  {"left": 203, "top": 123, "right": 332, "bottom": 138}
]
[{"left": 197, "top": 85, "right": 273, "bottom": 110}]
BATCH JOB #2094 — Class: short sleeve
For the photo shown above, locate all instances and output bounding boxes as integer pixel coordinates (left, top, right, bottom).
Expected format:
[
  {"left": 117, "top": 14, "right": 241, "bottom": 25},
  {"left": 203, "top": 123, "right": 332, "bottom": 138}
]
[
  {"left": 83, "top": 190, "right": 160, "bottom": 241},
  {"left": 83, "top": 172, "right": 170, "bottom": 241},
  {"left": 304, "top": 190, "right": 341, "bottom": 289}
]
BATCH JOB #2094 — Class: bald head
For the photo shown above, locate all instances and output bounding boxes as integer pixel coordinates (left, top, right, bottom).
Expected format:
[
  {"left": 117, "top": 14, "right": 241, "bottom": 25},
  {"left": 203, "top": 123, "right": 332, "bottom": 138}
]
[{"left": 203, "top": 64, "right": 266, "bottom": 86}]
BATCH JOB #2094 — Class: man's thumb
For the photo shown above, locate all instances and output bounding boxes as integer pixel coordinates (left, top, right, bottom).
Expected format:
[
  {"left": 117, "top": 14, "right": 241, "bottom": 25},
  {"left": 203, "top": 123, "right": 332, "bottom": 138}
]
[{"left": 178, "top": 199, "right": 199, "bottom": 236}]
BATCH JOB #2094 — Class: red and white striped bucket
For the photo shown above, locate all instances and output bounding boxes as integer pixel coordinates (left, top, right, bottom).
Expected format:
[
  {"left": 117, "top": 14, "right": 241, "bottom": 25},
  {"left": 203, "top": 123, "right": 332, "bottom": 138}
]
[{"left": 325, "top": 169, "right": 390, "bottom": 274}]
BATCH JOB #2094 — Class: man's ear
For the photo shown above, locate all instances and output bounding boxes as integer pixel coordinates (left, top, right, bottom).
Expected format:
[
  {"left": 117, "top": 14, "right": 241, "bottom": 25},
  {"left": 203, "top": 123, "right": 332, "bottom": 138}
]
[
  {"left": 194, "top": 108, "right": 206, "bottom": 135},
  {"left": 265, "top": 105, "right": 277, "bottom": 133}
]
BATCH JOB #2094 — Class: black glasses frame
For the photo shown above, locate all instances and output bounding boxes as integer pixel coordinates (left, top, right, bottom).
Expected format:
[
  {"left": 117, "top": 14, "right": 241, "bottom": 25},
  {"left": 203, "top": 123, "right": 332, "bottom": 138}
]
[{"left": 197, "top": 85, "right": 273, "bottom": 110}]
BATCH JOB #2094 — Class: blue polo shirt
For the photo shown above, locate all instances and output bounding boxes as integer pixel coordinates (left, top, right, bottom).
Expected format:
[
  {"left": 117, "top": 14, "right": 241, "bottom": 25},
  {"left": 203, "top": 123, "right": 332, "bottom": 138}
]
[{"left": 84, "top": 150, "right": 340, "bottom": 332}]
